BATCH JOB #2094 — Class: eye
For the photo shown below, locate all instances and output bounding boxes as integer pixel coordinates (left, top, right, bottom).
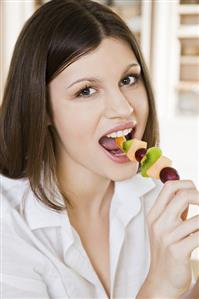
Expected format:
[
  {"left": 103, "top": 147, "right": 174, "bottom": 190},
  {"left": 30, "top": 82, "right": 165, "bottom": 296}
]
[
  {"left": 120, "top": 74, "right": 139, "bottom": 86},
  {"left": 75, "top": 85, "right": 96, "bottom": 98}
]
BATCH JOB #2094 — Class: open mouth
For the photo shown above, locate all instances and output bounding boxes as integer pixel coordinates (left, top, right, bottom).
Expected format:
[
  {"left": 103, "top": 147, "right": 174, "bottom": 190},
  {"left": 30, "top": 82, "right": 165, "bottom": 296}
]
[{"left": 98, "top": 126, "right": 136, "bottom": 156}]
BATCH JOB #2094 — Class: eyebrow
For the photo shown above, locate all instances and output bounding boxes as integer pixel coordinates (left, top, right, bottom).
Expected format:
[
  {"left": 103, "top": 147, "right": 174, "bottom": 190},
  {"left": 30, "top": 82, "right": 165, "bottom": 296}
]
[{"left": 66, "top": 62, "right": 140, "bottom": 89}]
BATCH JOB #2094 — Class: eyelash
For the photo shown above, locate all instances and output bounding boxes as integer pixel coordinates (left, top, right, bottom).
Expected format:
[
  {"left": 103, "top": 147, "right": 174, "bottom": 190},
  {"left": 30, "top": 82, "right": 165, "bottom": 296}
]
[{"left": 75, "top": 73, "right": 141, "bottom": 98}]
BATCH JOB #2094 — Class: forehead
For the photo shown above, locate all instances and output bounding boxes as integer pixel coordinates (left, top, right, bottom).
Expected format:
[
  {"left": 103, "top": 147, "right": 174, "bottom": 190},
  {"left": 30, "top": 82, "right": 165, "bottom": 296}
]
[{"left": 57, "top": 37, "right": 139, "bottom": 81}]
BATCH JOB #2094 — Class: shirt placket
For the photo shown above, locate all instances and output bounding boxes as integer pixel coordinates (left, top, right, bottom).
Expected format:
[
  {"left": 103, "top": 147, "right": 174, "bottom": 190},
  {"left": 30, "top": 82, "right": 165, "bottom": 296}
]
[{"left": 63, "top": 233, "right": 109, "bottom": 298}]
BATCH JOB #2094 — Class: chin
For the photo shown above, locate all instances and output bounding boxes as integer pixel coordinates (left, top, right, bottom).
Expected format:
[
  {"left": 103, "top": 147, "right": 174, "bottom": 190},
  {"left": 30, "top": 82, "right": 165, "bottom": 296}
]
[{"left": 110, "top": 162, "right": 139, "bottom": 182}]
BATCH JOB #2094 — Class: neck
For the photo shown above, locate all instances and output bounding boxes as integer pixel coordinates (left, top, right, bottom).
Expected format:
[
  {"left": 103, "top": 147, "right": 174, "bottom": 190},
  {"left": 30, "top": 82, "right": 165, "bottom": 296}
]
[{"left": 56, "top": 154, "right": 114, "bottom": 219}]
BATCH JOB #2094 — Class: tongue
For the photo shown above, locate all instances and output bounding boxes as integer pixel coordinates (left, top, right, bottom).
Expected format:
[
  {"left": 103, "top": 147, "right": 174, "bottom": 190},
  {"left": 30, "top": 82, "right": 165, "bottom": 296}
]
[{"left": 99, "top": 136, "right": 119, "bottom": 151}]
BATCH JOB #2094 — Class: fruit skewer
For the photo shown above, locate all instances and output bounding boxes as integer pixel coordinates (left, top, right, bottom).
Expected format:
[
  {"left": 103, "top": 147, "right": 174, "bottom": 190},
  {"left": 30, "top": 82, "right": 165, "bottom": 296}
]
[{"left": 115, "top": 136, "right": 188, "bottom": 221}]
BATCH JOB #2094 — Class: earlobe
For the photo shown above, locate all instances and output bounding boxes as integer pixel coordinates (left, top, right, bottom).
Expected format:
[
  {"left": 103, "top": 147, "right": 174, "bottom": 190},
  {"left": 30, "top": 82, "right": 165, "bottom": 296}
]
[{"left": 46, "top": 114, "right": 52, "bottom": 126}]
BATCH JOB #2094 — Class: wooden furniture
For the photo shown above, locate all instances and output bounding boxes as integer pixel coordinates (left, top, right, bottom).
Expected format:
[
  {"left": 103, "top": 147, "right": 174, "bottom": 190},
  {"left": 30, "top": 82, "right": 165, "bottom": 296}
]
[{"left": 176, "top": 0, "right": 199, "bottom": 115}]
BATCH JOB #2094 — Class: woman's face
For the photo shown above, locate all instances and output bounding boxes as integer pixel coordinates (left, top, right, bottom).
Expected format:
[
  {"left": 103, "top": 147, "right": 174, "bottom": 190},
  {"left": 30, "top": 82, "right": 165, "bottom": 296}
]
[{"left": 48, "top": 37, "right": 149, "bottom": 181}]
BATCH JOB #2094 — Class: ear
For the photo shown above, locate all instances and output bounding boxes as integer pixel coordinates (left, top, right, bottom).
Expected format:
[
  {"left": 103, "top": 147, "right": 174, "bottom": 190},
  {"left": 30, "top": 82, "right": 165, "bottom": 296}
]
[{"left": 46, "top": 113, "right": 53, "bottom": 126}]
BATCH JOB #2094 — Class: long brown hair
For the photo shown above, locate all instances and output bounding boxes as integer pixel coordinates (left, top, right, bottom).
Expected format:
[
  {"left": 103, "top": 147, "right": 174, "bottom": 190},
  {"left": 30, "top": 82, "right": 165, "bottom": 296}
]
[{"left": 0, "top": 0, "right": 159, "bottom": 211}]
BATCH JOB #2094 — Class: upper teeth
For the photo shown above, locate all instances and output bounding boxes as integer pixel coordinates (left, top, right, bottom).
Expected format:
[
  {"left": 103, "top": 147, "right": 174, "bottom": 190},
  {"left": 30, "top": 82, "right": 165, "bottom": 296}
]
[{"left": 106, "top": 128, "right": 133, "bottom": 138}]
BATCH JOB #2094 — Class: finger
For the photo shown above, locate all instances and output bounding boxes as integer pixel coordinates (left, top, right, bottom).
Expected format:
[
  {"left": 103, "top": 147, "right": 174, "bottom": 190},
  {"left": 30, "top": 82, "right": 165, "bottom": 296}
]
[
  {"left": 148, "top": 180, "right": 196, "bottom": 223},
  {"left": 168, "top": 231, "right": 199, "bottom": 260},
  {"left": 181, "top": 207, "right": 189, "bottom": 221},
  {"left": 164, "top": 215, "right": 199, "bottom": 246},
  {"left": 162, "top": 188, "right": 199, "bottom": 224},
  {"left": 178, "top": 230, "right": 199, "bottom": 259}
]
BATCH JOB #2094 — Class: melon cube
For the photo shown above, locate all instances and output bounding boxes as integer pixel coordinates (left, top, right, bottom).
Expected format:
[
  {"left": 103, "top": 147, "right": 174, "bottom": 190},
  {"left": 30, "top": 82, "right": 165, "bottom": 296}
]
[
  {"left": 126, "top": 139, "right": 147, "bottom": 162},
  {"left": 147, "top": 156, "right": 172, "bottom": 179},
  {"left": 115, "top": 136, "right": 126, "bottom": 149}
]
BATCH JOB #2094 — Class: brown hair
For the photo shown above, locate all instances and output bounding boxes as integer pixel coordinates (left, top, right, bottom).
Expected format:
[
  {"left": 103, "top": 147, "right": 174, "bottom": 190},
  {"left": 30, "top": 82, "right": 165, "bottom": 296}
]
[{"left": 0, "top": 0, "right": 159, "bottom": 211}]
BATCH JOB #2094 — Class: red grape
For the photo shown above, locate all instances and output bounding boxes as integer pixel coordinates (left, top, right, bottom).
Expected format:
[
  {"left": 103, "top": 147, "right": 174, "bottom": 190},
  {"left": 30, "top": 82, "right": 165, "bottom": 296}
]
[
  {"left": 160, "top": 167, "right": 180, "bottom": 183},
  {"left": 135, "top": 148, "right": 147, "bottom": 162},
  {"left": 160, "top": 167, "right": 188, "bottom": 220}
]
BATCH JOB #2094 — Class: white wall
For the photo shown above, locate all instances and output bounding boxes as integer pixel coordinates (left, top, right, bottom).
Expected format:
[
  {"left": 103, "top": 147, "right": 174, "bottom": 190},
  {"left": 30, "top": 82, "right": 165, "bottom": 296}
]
[
  {"left": 150, "top": 0, "right": 199, "bottom": 187},
  {"left": 1, "top": 0, "right": 34, "bottom": 99}
]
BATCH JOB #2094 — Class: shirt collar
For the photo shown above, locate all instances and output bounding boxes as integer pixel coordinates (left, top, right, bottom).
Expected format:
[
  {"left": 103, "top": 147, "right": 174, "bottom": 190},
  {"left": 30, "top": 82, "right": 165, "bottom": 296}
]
[
  {"left": 112, "top": 173, "right": 156, "bottom": 226},
  {"left": 24, "top": 173, "right": 155, "bottom": 233},
  {"left": 24, "top": 186, "right": 74, "bottom": 241}
]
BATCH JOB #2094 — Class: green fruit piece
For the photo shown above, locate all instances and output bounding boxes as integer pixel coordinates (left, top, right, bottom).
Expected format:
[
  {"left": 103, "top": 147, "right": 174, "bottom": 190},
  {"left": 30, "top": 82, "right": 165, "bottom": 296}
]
[
  {"left": 141, "top": 147, "right": 162, "bottom": 177},
  {"left": 123, "top": 139, "right": 133, "bottom": 153}
]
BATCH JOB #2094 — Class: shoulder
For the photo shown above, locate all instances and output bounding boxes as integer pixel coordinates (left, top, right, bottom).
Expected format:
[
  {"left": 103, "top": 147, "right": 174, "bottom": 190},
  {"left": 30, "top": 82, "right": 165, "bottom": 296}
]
[
  {"left": 0, "top": 174, "right": 32, "bottom": 234},
  {"left": 0, "top": 173, "right": 36, "bottom": 245},
  {"left": 0, "top": 174, "right": 30, "bottom": 209},
  {"left": 0, "top": 175, "right": 52, "bottom": 296}
]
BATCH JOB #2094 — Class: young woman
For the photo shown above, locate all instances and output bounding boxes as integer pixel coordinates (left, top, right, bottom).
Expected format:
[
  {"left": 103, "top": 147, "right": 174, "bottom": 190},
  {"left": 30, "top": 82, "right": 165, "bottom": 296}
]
[{"left": 1, "top": 0, "right": 198, "bottom": 298}]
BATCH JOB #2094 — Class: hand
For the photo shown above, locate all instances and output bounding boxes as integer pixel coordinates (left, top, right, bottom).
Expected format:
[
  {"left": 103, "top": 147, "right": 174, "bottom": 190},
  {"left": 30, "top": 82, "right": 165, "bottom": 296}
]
[
  {"left": 138, "top": 180, "right": 199, "bottom": 298},
  {"left": 185, "top": 276, "right": 199, "bottom": 299}
]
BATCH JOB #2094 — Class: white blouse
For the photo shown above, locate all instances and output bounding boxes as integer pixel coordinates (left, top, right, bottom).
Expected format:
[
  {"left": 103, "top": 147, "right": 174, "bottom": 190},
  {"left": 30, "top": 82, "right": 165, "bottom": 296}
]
[{"left": 0, "top": 173, "right": 194, "bottom": 299}]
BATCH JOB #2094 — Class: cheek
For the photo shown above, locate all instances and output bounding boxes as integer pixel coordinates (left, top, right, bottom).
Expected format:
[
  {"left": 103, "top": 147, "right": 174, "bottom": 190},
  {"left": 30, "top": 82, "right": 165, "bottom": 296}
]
[
  {"left": 139, "top": 96, "right": 149, "bottom": 121},
  {"left": 137, "top": 100, "right": 149, "bottom": 134},
  {"left": 53, "top": 111, "right": 82, "bottom": 144},
  {"left": 128, "top": 85, "right": 149, "bottom": 120},
  {"left": 52, "top": 105, "right": 97, "bottom": 149}
]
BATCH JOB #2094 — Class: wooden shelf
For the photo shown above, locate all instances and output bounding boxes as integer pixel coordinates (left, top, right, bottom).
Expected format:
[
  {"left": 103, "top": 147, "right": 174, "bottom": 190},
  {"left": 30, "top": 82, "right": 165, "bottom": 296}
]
[
  {"left": 178, "top": 4, "right": 199, "bottom": 14},
  {"left": 112, "top": 0, "right": 140, "bottom": 4},
  {"left": 178, "top": 25, "right": 199, "bottom": 38},
  {"left": 180, "top": 55, "right": 199, "bottom": 63},
  {"left": 176, "top": 81, "right": 199, "bottom": 92}
]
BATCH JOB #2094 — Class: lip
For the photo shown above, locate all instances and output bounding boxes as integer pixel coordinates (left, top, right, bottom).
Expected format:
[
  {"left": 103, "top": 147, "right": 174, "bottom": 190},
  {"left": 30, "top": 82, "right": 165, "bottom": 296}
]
[{"left": 100, "top": 120, "right": 137, "bottom": 139}]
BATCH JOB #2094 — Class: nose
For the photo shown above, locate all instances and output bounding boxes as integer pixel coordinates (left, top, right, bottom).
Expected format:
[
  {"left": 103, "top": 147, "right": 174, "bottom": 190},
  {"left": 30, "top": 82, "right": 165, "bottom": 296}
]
[{"left": 104, "top": 88, "right": 134, "bottom": 119}]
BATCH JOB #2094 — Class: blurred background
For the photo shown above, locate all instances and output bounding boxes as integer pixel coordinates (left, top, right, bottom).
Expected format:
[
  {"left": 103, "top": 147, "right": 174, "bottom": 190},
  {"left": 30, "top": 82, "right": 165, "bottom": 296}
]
[{"left": 0, "top": 0, "right": 199, "bottom": 272}]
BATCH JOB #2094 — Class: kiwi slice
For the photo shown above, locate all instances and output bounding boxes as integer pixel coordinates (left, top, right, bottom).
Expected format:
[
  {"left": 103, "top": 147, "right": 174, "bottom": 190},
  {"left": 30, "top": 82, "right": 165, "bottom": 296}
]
[
  {"left": 123, "top": 140, "right": 133, "bottom": 153},
  {"left": 141, "top": 147, "right": 162, "bottom": 177}
]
